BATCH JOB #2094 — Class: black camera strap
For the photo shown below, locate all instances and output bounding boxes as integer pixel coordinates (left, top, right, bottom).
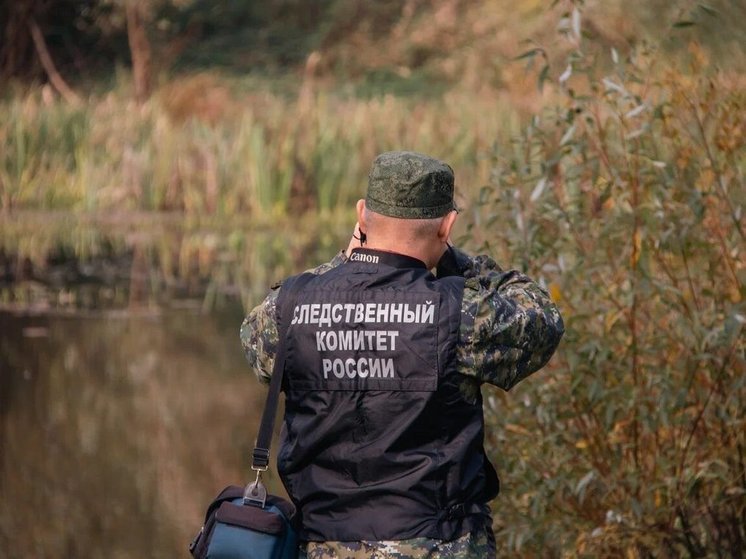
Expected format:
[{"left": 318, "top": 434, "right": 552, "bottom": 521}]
[{"left": 246, "top": 273, "right": 314, "bottom": 507}]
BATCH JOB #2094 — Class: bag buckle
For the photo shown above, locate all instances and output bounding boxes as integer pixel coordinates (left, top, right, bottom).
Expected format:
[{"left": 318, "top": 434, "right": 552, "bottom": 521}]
[
  {"left": 245, "top": 447, "right": 270, "bottom": 507},
  {"left": 252, "top": 447, "right": 270, "bottom": 471},
  {"left": 244, "top": 473, "right": 268, "bottom": 508}
]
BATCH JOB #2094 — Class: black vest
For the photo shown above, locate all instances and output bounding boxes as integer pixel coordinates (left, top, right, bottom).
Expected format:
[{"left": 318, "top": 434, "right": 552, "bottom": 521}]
[{"left": 276, "top": 248, "right": 498, "bottom": 542}]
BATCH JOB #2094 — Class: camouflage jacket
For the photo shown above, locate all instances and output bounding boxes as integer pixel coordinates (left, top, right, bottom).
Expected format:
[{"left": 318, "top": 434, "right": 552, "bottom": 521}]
[
  {"left": 299, "top": 524, "right": 496, "bottom": 558},
  {"left": 240, "top": 247, "right": 564, "bottom": 558}
]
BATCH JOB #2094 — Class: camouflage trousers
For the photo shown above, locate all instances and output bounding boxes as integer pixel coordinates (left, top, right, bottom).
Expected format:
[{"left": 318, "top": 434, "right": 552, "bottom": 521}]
[{"left": 298, "top": 525, "right": 496, "bottom": 558}]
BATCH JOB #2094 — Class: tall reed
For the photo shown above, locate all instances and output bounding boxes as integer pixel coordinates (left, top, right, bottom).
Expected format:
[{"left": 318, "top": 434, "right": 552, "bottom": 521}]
[{"left": 0, "top": 78, "right": 516, "bottom": 219}]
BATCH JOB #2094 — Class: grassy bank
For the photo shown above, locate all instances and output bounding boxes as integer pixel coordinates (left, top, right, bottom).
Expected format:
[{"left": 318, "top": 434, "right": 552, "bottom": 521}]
[
  {"left": 0, "top": 80, "right": 518, "bottom": 311},
  {"left": 0, "top": 79, "right": 519, "bottom": 217}
]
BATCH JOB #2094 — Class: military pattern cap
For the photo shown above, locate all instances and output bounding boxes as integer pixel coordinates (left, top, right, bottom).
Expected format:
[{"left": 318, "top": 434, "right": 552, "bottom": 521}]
[{"left": 366, "top": 151, "right": 455, "bottom": 219}]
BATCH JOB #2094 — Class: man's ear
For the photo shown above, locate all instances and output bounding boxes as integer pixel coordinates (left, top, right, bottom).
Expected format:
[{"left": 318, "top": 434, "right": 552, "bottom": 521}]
[
  {"left": 437, "top": 210, "right": 458, "bottom": 242},
  {"left": 356, "top": 199, "right": 366, "bottom": 229}
]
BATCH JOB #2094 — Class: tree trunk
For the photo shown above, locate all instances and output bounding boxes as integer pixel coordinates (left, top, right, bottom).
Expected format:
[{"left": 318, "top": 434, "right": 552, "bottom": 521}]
[
  {"left": 125, "top": 2, "right": 152, "bottom": 104},
  {"left": 28, "top": 18, "right": 81, "bottom": 105},
  {"left": 1, "top": 1, "right": 36, "bottom": 80}
]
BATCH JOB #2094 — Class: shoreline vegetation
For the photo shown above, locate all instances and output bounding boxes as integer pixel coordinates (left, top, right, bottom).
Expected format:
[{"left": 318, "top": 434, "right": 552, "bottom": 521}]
[
  {"left": 0, "top": 77, "right": 517, "bottom": 312},
  {"left": 0, "top": 208, "right": 355, "bottom": 312},
  {"left": 0, "top": 70, "right": 525, "bottom": 313},
  {"left": 0, "top": 82, "right": 508, "bottom": 215}
]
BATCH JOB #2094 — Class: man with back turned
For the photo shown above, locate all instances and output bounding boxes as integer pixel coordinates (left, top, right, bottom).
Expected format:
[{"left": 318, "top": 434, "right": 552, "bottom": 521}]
[{"left": 241, "top": 151, "right": 564, "bottom": 558}]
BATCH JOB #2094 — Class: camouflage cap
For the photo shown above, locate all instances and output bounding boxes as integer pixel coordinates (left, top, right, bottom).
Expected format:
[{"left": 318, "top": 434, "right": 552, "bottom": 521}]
[{"left": 366, "top": 151, "right": 455, "bottom": 219}]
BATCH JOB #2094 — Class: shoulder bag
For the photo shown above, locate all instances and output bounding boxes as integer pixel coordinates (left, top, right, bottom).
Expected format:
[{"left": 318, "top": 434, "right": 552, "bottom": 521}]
[{"left": 189, "top": 276, "right": 309, "bottom": 559}]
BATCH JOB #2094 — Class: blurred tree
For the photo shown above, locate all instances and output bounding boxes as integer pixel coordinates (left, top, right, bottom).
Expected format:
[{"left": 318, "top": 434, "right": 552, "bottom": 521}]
[
  {"left": 0, "top": 1, "right": 82, "bottom": 82},
  {"left": 1, "top": 0, "right": 743, "bottom": 98},
  {"left": 0, "top": 0, "right": 128, "bottom": 86},
  {"left": 27, "top": 12, "right": 81, "bottom": 104},
  {"left": 124, "top": 1, "right": 152, "bottom": 103},
  {"left": 0, "top": 0, "right": 338, "bottom": 92}
]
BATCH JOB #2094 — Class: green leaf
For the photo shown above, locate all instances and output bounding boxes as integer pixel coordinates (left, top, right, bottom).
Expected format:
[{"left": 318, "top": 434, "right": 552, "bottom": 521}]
[
  {"left": 514, "top": 48, "right": 542, "bottom": 61},
  {"left": 575, "top": 470, "right": 595, "bottom": 502},
  {"left": 538, "top": 65, "right": 550, "bottom": 92},
  {"left": 697, "top": 4, "right": 719, "bottom": 16}
]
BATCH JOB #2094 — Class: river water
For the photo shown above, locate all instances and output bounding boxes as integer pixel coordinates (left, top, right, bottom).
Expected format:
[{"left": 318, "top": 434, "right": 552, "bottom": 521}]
[
  {"left": 0, "top": 216, "right": 351, "bottom": 558},
  {"left": 0, "top": 306, "right": 290, "bottom": 558}
]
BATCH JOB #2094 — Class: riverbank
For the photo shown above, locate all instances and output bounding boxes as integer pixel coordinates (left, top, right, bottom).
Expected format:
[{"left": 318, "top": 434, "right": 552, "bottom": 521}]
[
  {"left": 0, "top": 209, "right": 354, "bottom": 312},
  {"left": 0, "top": 82, "right": 516, "bottom": 217}
]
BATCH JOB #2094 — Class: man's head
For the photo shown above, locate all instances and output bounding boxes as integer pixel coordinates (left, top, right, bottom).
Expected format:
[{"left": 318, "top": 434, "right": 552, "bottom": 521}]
[
  {"left": 365, "top": 151, "right": 455, "bottom": 219},
  {"left": 355, "top": 151, "right": 458, "bottom": 268}
]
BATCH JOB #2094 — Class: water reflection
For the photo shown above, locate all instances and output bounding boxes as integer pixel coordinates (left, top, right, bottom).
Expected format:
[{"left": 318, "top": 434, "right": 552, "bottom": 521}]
[
  {"left": 0, "top": 213, "right": 352, "bottom": 557},
  {"left": 0, "top": 307, "right": 286, "bottom": 558},
  {"left": 0, "top": 211, "right": 352, "bottom": 313}
]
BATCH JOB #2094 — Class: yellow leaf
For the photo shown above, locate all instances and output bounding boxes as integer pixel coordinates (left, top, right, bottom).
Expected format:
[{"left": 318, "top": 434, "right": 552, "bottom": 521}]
[
  {"left": 604, "top": 310, "right": 622, "bottom": 333},
  {"left": 697, "top": 168, "right": 715, "bottom": 193},
  {"left": 608, "top": 420, "right": 629, "bottom": 444},
  {"left": 549, "top": 282, "right": 562, "bottom": 303},
  {"left": 505, "top": 423, "right": 531, "bottom": 436},
  {"left": 729, "top": 286, "right": 741, "bottom": 303},
  {"left": 630, "top": 230, "right": 642, "bottom": 267},
  {"left": 575, "top": 439, "right": 588, "bottom": 449}
]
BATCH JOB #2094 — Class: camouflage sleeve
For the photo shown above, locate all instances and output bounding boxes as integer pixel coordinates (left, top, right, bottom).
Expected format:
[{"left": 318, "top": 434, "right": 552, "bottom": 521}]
[
  {"left": 452, "top": 247, "right": 564, "bottom": 391},
  {"left": 240, "top": 251, "right": 348, "bottom": 384}
]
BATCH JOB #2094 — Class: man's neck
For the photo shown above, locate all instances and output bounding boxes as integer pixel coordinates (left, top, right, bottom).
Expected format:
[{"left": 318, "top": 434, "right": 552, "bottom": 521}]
[{"left": 361, "top": 241, "right": 434, "bottom": 269}]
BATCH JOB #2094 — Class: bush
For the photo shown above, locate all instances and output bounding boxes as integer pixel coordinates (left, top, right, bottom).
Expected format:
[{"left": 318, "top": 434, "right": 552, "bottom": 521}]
[{"left": 475, "top": 7, "right": 745, "bottom": 556}]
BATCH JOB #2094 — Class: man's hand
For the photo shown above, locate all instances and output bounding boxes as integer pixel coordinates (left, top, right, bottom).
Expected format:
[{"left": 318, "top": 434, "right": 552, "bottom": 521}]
[{"left": 436, "top": 244, "right": 475, "bottom": 278}]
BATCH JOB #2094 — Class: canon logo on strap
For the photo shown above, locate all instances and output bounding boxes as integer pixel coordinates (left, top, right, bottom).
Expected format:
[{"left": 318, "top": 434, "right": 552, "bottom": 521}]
[{"left": 349, "top": 252, "right": 380, "bottom": 264}]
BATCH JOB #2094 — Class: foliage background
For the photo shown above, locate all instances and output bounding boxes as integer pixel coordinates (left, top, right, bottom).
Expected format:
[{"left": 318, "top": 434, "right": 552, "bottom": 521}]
[{"left": 1, "top": 0, "right": 744, "bottom": 557}]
